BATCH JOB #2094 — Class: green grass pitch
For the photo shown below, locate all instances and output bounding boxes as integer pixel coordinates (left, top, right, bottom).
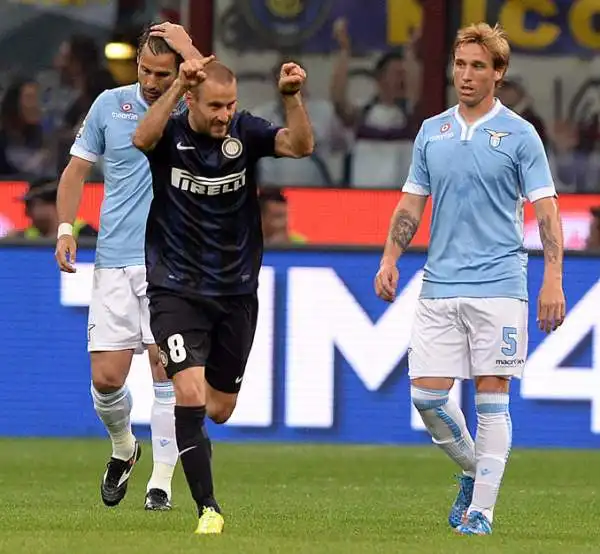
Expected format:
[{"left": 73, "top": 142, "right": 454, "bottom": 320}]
[{"left": 0, "top": 439, "right": 599, "bottom": 553}]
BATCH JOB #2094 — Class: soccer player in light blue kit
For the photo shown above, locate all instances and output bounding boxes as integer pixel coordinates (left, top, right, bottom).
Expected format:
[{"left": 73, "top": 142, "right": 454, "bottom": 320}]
[
  {"left": 375, "top": 23, "right": 566, "bottom": 535},
  {"left": 55, "top": 23, "right": 204, "bottom": 511}
]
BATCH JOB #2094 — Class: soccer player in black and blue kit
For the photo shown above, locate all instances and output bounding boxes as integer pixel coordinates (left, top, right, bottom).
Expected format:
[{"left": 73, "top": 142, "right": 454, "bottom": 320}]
[{"left": 133, "top": 56, "right": 314, "bottom": 534}]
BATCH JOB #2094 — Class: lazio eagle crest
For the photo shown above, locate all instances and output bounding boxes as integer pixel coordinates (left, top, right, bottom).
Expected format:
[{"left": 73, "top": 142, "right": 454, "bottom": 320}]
[{"left": 484, "top": 128, "right": 510, "bottom": 148}]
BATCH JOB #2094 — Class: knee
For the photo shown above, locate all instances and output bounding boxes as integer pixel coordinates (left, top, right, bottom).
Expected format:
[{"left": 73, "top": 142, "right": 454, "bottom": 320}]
[
  {"left": 411, "top": 383, "right": 450, "bottom": 412},
  {"left": 91, "top": 364, "right": 126, "bottom": 393},
  {"left": 175, "top": 385, "right": 204, "bottom": 406},
  {"left": 475, "top": 376, "right": 510, "bottom": 394},
  {"left": 207, "top": 400, "right": 236, "bottom": 424},
  {"left": 90, "top": 352, "right": 131, "bottom": 392},
  {"left": 173, "top": 371, "right": 205, "bottom": 406}
]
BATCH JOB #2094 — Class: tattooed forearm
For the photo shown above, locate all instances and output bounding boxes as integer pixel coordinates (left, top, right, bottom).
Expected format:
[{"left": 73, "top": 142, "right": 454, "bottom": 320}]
[
  {"left": 389, "top": 209, "right": 419, "bottom": 251},
  {"left": 538, "top": 214, "right": 562, "bottom": 266}
]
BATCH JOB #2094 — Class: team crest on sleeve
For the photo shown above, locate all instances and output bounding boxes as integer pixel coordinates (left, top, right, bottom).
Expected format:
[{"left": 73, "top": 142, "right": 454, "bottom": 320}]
[
  {"left": 222, "top": 137, "right": 243, "bottom": 159},
  {"left": 484, "top": 128, "right": 510, "bottom": 148}
]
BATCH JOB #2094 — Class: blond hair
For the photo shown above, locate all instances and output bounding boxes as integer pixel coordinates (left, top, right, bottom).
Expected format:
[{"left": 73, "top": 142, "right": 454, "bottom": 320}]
[{"left": 454, "top": 23, "right": 510, "bottom": 76}]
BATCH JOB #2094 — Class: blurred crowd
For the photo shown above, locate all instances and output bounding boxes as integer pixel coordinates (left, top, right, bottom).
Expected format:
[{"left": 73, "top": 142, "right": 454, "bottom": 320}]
[
  {"left": 0, "top": 8, "right": 599, "bottom": 250},
  {"left": 0, "top": 34, "right": 117, "bottom": 183},
  {"left": 1, "top": 16, "right": 600, "bottom": 194}
]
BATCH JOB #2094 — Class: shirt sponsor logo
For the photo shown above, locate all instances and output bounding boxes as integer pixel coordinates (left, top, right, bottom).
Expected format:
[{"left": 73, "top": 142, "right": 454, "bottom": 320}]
[{"left": 170, "top": 167, "right": 247, "bottom": 195}]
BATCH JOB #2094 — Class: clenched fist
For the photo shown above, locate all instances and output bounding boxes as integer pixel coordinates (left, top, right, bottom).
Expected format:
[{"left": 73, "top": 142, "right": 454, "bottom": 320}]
[{"left": 278, "top": 62, "right": 307, "bottom": 96}]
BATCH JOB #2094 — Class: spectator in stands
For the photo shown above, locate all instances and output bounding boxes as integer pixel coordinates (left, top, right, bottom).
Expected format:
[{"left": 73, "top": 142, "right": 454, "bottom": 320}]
[
  {"left": 0, "top": 78, "right": 54, "bottom": 179},
  {"left": 259, "top": 188, "right": 306, "bottom": 245},
  {"left": 253, "top": 58, "right": 347, "bottom": 187},
  {"left": 12, "top": 177, "right": 96, "bottom": 240},
  {"left": 330, "top": 17, "right": 422, "bottom": 188},
  {"left": 552, "top": 114, "right": 600, "bottom": 193},
  {"left": 586, "top": 206, "right": 600, "bottom": 251},
  {"left": 46, "top": 35, "right": 109, "bottom": 137},
  {"left": 54, "top": 34, "right": 102, "bottom": 90},
  {"left": 55, "top": 67, "right": 117, "bottom": 175},
  {"left": 496, "top": 76, "right": 548, "bottom": 147}
]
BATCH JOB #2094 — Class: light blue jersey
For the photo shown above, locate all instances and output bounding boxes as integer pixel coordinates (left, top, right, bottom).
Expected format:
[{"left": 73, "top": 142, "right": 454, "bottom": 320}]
[
  {"left": 70, "top": 84, "right": 152, "bottom": 268},
  {"left": 403, "top": 100, "right": 556, "bottom": 300}
]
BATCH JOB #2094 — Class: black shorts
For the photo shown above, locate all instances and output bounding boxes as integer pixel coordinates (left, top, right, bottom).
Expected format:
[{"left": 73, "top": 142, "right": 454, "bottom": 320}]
[{"left": 148, "top": 288, "right": 258, "bottom": 394}]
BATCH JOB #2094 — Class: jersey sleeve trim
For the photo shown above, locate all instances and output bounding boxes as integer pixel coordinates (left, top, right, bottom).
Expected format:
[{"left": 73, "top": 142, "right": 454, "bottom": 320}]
[
  {"left": 402, "top": 181, "right": 430, "bottom": 196},
  {"left": 70, "top": 144, "right": 98, "bottom": 163},
  {"left": 527, "top": 186, "right": 556, "bottom": 203}
]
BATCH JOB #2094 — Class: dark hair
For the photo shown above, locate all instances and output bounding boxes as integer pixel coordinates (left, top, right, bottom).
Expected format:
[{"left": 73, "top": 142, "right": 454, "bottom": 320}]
[
  {"left": 374, "top": 50, "right": 404, "bottom": 76},
  {"left": 0, "top": 78, "right": 42, "bottom": 143},
  {"left": 258, "top": 188, "right": 287, "bottom": 211},
  {"left": 24, "top": 176, "right": 59, "bottom": 205},
  {"left": 138, "top": 22, "right": 183, "bottom": 67},
  {"left": 67, "top": 35, "right": 101, "bottom": 71}
]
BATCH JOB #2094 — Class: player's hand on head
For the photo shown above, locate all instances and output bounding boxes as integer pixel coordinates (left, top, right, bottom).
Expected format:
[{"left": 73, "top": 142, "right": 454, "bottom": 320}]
[
  {"left": 537, "top": 279, "right": 566, "bottom": 333},
  {"left": 278, "top": 63, "right": 307, "bottom": 96},
  {"left": 374, "top": 261, "right": 399, "bottom": 303},
  {"left": 55, "top": 234, "right": 77, "bottom": 273},
  {"left": 178, "top": 56, "right": 215, "bottom": 88},
  {"left": 150, "top": 22, "right": 192, "bottom": 54}
]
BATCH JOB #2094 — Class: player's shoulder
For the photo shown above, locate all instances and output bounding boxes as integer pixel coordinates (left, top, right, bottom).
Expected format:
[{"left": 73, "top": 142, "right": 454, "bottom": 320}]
[
  {"left": 231, "top": 110, "right": 278, "bottom": 135},
  {"left": 94, "top": 84, "right": 134, "bottom": 106},
  {"left": 88, "top": 85, "right": 143, "bottom": 119},
  {"left": 493, "top": 104, "right": 538, "bottom": 137},
  {"left": 420, "top": 107, "right": 456, "bottom": 135}
]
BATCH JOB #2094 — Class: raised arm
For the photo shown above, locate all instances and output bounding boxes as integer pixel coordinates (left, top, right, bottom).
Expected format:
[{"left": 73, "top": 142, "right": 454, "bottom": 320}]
[
  {"left": 132, "top": 77, "right": 186, "bottom": 152},
  {"left": 273, "top": 62, "right": 314, "bottom": 158},
  {"left": 150, "top": 22, "right": 204, "bottom": 61},
  {"left": 133, "top": 56, "right": 214, "bottom": 151},
  {"left": 329, "top": 17, "right": 358, "bottom": 127}
]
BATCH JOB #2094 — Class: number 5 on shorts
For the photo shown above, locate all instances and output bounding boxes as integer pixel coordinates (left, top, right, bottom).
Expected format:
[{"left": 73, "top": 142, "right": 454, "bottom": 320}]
[
  {"left": 167, "top": 333, "right": 187, "bottom": 363},
  {"left": 501, "top": 326, "right": 517, "bottom": 357}
]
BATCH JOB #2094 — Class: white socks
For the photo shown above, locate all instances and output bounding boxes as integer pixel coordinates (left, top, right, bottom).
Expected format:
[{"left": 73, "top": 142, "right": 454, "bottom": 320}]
[
  {"left": 468, "top": 392, "right": 512, "bottom": 523},
  {"left": 91, "top": 384, "right": 136, "bottom": 461},
  {"left": 147, "top": 382, "right": 178, "bottom": 499},
  {"left": 411, "top": 386, "right": 476, "bottom": 476}
]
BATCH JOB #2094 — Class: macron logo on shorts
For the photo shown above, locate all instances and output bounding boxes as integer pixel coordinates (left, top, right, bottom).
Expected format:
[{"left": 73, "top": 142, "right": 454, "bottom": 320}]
[{"left": 170, "top": 167, "right": 246, "bottom": 196}]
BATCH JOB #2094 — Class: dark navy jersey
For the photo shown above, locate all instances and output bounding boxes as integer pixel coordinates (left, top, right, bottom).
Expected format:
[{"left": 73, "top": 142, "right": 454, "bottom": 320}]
[{"left": 144, "top": 110, "right": 281, "bottom": 297}]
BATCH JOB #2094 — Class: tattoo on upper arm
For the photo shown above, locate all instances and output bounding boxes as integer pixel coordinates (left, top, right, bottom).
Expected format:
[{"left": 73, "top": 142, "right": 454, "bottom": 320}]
[
  {"left": 390, "top": 209, "right": 419, "bottom": 251},
  {"left": 538, "top": 214, "right": 561, "bottom": 264}
]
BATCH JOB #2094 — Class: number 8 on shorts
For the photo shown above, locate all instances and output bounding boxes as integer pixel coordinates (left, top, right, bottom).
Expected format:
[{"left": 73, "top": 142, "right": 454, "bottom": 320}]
[{"left": 167, "top": 333, "right": 187, "bottom": 363}]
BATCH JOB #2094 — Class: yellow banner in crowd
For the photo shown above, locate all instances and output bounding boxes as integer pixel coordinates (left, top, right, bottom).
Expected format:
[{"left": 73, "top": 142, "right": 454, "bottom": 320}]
[{"left": 388, "top": 0, "right": 600, "bottom": 52}]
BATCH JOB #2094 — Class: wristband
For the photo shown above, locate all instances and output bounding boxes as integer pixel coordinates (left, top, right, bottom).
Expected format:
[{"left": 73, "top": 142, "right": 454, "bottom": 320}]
[{"left": 57, "top": 223, "right": 73, "bottom": 238}]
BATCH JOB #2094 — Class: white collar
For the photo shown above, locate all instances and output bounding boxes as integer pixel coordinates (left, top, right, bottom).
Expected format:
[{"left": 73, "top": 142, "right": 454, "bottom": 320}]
[
  {"left": 136, "top": 83, "right": 149, "bottom": 109},
  {"left": 454, "top": 98, "right": 503, "bottom": 141}
]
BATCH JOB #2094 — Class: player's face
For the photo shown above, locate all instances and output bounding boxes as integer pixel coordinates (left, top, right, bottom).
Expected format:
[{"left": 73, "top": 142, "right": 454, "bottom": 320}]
[
  {"left": 137, "top": 45, "right": 178, "bottom": 104},
  {"left": 188, "top": 80, "right": 238, "bottom": 138},
  {"left": 587, "top": 216, "right": 600, "bottom": 250},
  {"left": 453, "top": 43, "right": 503, "bottom": 108},
  {"left": 377, "top": 59, "right": 406, "bottom": 99},
  {"left": 26, "top": 199, "right": 57, "bottom": 236},
  {"left": 261, "top": 201, "right": 288, "bottom": 244}
]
